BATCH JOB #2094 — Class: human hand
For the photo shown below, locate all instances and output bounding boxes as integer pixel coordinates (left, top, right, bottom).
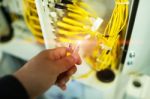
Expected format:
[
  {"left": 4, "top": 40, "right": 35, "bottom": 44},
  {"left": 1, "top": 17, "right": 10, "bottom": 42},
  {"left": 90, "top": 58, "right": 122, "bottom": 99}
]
[{"left": 14, "top": 47, "right": 81, "bottom": 98}]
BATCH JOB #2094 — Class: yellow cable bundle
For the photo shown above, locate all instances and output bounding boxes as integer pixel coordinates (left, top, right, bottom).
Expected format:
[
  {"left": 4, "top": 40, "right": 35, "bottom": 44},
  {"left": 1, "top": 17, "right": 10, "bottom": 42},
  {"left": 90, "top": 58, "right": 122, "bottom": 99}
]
[
  {"left": 54, "top": 0, "right": 129, "bottom": 72},
  {"left": 23, "top": 0, "right": 44, "bottom": 44},
  {"left": 93, "top": 0, "right": 129, "bottom": 71},
  {"left": 55, "top": 0, "right": 98, "bottom": 43}
]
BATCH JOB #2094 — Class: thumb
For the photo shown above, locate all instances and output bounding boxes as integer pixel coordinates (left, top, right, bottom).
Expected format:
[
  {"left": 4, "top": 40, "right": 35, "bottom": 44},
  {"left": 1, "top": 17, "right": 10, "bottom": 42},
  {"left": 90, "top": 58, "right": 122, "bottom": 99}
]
[{"left": 55, "top": 55, "right": 77, "bottom": 73}]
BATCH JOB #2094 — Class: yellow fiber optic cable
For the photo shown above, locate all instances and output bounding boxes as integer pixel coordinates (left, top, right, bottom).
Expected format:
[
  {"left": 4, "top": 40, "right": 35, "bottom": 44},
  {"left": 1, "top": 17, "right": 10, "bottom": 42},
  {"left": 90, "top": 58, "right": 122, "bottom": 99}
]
[
  {"left": 23, "top": 0, "right": 44, "bottom": 44},
  {"left": 62, "top": 17, "right": 85, "bottom": 27},
  {"left": 51, "top": 0, "right": 129, "bottom": 73}
]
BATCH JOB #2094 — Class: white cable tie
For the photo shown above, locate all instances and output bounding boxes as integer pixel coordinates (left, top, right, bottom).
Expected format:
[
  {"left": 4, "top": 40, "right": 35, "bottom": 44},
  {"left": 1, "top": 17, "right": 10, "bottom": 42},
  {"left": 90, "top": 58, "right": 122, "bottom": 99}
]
[
  {"left": 116, "top": 1, "right": 129, "bottom": 5},
  {"left": 92, "top": 18, "right": 103, "bottom": 31},
  {"left": 100, "top": 43, "right": 112, "bottom": 50}
]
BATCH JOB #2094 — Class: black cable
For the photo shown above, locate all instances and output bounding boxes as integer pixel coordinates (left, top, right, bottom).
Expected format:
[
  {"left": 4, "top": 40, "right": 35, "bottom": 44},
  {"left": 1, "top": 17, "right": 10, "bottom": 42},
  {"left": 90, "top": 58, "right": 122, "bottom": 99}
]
[
  {"left": 121, "top": 0, "right": 140, "bottom": 64},
  {"left": 61, "top": 0, "right": 73, "bottom": 4},
  {"left": 55, "top": 4, "right": 67, "bottom": 9},
  {"left": 0, "top": 6, "right": 14, "bottom": 43}
]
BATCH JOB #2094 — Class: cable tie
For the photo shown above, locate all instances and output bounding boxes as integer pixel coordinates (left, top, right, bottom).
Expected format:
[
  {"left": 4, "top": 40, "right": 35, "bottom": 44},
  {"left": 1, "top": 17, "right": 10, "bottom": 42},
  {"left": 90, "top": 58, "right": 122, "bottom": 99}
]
[
  {"left": 116, "top": 1, "right": 129, "bottom": 5},
  {"left": 100, "top": 43, "right": 112, "bottom": 50}
]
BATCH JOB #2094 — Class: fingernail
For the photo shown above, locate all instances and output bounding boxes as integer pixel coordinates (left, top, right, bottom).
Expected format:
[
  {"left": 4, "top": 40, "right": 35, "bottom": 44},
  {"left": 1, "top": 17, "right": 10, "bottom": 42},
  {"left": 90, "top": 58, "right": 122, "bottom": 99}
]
[
  {"left": 72, "top": 54, "right": 78, "bottom": 63},
  {"left": 69, "top": 68, "right": 76, "bottom": 75},
  {"left": 70, "top": 71, "right": 75, "bottom": 75},
  {"left": 61, "top": 80, "right": 66, "bottom": 85},
  {"left": 62, "top": 85, "right": 67, "bottom": 91},
  {"left": 69, "top": 70, "right": 74, "bottom": 75}
]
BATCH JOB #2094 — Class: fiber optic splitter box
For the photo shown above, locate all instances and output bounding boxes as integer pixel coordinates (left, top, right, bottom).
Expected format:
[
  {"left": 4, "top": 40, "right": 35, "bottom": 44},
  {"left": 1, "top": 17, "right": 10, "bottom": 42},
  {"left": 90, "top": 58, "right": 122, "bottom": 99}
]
[{"left": 1, "top": 0, "right": 150, "bottom": 99}]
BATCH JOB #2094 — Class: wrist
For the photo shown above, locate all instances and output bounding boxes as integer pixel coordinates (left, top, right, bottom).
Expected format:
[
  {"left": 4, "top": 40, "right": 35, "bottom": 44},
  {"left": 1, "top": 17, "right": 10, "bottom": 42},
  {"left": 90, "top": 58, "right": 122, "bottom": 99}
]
[{"left": 13, "top": 69, "right": 36, "bottom": 99}]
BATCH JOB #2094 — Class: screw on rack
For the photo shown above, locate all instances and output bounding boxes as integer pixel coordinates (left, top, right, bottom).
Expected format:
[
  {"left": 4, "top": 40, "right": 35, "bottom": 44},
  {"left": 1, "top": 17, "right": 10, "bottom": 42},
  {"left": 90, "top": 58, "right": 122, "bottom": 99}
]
[
  {"left": 129, "top": 52, "right": 136, "bottom": 58},
  {"left": 127, "top": 61, "right": 133, "bottom": 65}
]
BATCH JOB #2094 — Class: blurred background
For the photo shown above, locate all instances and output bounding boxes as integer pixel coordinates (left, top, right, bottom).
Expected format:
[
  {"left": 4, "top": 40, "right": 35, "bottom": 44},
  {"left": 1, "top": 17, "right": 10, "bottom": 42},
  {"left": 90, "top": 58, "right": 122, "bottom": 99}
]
[{"left": 1, "top": 0, "right": 150, "bottom": 99}]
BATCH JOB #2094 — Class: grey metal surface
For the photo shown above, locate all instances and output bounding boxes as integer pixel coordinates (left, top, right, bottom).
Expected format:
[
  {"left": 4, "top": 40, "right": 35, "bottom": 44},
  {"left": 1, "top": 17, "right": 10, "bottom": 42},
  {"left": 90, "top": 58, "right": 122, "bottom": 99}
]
[{"left": 123, "top": 0, "right": 150, "bottom": 75}]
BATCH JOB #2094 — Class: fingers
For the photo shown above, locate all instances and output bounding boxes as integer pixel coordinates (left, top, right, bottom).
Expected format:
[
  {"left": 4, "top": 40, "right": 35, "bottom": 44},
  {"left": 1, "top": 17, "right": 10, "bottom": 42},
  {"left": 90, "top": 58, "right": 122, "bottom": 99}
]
[
  {"left": 47, "top": 47, "right": 73, "bottom": 60},
  {"left": 67, "top": 66, "right": 77, "bottom": 76},
  {"left": 57, "top": 82, "right": 67, "bottom": 90},
  {"left": 49, "top": 47, "right": 67, "bottom": 60},
  {"left": 53, "top": 47, "right": 73, "bottom": 57},
  {"left": 56, "top": 75, "right": 69, "bottom": 91},
  {"left": 56, "top": 66, "right": 77, "bottom": 83},
  {"left": 42, "top": 47, "right": 81, "bottom": 90},
  {"left": 55, "top": 72, "right": 69, "bottom": 90},
  {"left": 55, "top": 54, "right": 79, "bottom": 73},
  {"left": 44, "top": 47, "right": 81, "bottom": 66},
  {"left": 56, "top": 66, "right": 77, "bottom": 90},
  {"left": 73, "top": 52, "right": 82, "bottom": 65}
]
